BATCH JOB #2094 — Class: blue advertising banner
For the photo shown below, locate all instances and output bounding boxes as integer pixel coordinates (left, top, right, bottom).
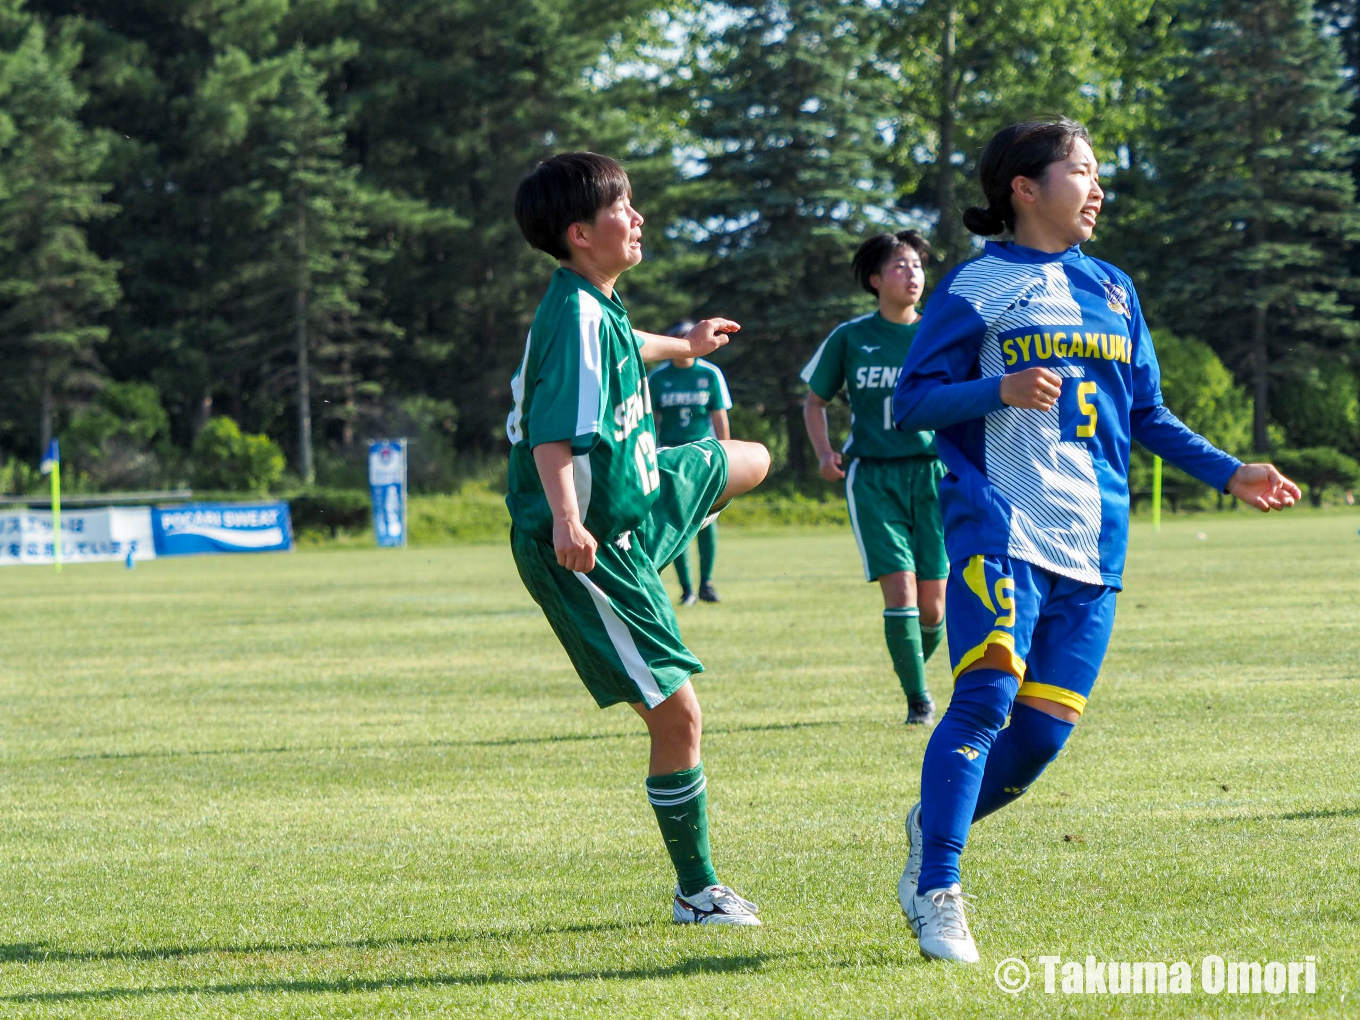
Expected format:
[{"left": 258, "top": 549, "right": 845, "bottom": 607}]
[
  {"left": 152, "top": 503, "right": 293, "bottom": 556},
  {"left": 368, "top": 440, "right": 407, "bottom": 548}
]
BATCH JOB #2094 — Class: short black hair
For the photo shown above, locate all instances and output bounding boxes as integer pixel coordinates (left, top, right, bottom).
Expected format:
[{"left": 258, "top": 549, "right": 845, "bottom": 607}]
[
  {"left": 851, "top": 231, "right": 931, "bottom": 296},
  {"left": 514, "top": 152, "right": 632, "bottom": 260},
  {"left": 962, "top": 118, "right": 1092, "bottom": 236}
]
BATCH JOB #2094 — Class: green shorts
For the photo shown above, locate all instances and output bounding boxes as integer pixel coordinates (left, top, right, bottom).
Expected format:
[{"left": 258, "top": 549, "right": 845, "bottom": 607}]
[
  {"left": 511, "top": 438, "right": 729, "bottom": 710},
  {"left": 844, "top": 456, "right": 948, "bottom": 582}
]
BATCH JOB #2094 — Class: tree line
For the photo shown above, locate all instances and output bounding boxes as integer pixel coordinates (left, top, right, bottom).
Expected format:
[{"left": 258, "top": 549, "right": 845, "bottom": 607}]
[{"left": 0, "top": 0, "right": 1356, "bottom": 501}]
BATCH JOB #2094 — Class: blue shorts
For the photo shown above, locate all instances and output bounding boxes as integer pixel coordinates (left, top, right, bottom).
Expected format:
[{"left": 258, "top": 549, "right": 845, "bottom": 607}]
[{"left": 944, "top": 555, "right": 1117, "bottom": 716}]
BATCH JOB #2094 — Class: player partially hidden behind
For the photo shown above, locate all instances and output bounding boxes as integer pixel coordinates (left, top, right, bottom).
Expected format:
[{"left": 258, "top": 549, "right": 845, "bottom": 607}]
[
  {"left": 802, "top": 231, "right": 947, "bottom": 726},
  {"left": 892, "top": 118, "right": 1300, "bottom": 962},
  {"left": 649, "top": 321, "right": 733, "bottom": 606},
  {"left": 508, "top": 152, "right": 771, "bottom": 925}
]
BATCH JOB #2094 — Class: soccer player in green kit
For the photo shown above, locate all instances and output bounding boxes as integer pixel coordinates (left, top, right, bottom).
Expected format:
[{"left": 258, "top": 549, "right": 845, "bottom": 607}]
[
  {"left": 649, "top": 323, "right": 734, "bottom": 605},
  {"left": 508, "top": 152, "right": 772, "bottom": 925},
  {"left": 801, "top": 231, "right": 947, "bottom": 726}
]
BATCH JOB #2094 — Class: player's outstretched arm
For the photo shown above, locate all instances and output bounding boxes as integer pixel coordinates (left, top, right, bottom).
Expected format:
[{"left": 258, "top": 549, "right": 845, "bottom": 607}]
[
  {"left": 636, "top": 319, "right": 739, "bottom": 362},
  {"left": 1226, "top": 463, "right": 1301, "bottom": 512},
  {"left": 532, "top": 440, "right": 598, "bottom": 572}
]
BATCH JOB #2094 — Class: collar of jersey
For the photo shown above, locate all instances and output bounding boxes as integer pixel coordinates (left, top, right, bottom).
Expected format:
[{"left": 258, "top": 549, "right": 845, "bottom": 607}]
[
  {"left": 872, "top": 311, "right": 920, "bottom": 331},
  {"left": 984, "top": 240, "right": 1085, "bottom": 263},
  {"left": 554, "top": 266, "right": 628, "bottom": 311}
]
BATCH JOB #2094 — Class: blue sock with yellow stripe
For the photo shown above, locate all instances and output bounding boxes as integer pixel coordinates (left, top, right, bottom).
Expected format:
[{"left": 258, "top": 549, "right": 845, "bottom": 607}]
[
  {"left": 916, "top": 668, "right": 1019, "bottom": 894},
  {"left": 972, "top": 702, "right": 1074, "bottom": 821}
]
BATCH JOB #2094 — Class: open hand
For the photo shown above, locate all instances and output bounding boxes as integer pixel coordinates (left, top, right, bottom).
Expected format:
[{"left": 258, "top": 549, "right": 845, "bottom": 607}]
[
  {"left": 553, "top": 516, "right": 598, "bottom": 572},
  {"left": 684, "top": 318, "right": 740, "bottom": 357},
  {"left": 1000, "top": 367, "right": 1062, "bottom": 411},
  {"left": 1227, "top": 463, "right": 1300, "bottom": 512}
]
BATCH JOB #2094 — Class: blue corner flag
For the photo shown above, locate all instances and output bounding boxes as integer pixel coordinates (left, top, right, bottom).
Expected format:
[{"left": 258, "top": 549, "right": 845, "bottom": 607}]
[{"left": 39, "top": 438, "right": 59, "bottom": 474}]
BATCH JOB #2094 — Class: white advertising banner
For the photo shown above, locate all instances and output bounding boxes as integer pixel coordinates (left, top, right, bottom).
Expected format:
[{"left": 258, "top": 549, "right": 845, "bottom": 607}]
[{"left": 0, "top": 507, "right": 156, "bottom": 566}]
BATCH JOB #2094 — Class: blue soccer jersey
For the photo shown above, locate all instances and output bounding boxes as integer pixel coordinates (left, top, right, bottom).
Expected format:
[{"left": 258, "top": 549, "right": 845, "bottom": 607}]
[{"left": 894, "top": 241, "right": 1242, "bottom": 588}]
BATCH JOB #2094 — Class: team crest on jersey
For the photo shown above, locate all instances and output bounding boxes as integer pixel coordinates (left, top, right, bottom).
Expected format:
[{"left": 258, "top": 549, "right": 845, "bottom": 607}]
[
  {"left": 697, "top": 378, "right": 709, "bottom": 388},
  {"left": 1103, "top": 280, "right": 1131, "bottom": 319}
]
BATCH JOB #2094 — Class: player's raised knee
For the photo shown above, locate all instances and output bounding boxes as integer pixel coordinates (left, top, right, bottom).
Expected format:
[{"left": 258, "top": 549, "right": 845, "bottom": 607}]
[{"left": 718, "top": 439, "right": 770, "bottom": 502}]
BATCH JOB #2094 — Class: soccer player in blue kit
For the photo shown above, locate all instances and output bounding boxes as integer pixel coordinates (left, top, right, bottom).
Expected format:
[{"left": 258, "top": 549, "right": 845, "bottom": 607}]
[{"left": 890, "top": 118, "right": 1300, "bottom": 962}]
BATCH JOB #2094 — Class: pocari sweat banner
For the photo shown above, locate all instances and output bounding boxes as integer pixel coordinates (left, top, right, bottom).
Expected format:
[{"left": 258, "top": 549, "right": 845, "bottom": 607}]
[
  {"left": 152, "top": 503, "right": 293, "bottom": 556},
  {"left": 369, "top": 439, "right": 407, "bottom": 548}
]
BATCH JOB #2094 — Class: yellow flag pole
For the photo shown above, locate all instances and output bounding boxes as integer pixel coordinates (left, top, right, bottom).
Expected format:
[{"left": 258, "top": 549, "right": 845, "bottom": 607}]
[
  {"left": 51, "top": 456, "right": 62, "bottom": 572},
  {"left": 1151, "top": 455, "right": 1162, "bottom": 534}
]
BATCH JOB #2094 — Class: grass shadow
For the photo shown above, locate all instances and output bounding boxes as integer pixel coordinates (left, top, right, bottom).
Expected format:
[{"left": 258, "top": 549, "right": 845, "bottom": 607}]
[
  {"left": 1194, "top": 805, "right": 1360, "bottom": 825},
  {"left": 0, "top": 953, "right": 770, "bottom": 1004},
  {"left": 27, "top": 719, "right": 844, "bottom": 765},
  {"left": 0, "top": 919, "right": 642, "bottom": 965}
]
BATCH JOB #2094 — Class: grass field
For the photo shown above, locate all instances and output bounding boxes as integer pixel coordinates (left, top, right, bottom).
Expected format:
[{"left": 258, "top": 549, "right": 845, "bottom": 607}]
[{"left": 1, "top": 511, "right": 1357, "bottom": 1018}]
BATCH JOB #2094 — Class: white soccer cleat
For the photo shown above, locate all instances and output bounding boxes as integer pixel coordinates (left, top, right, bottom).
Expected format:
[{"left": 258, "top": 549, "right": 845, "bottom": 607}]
[
  {"left": 910, "top": 883, "right": 979, "bottom": 963},
  {"left": 673, "top": 884, "right": 761, "bottom": 926},
  {"left": 897, "top": 801, "right": 924, "bottom": 933}
]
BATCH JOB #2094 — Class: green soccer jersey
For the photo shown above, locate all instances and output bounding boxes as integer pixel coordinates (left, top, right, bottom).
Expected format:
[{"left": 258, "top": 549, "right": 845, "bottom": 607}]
[
  {"left": 506, "top": 268, "right": 661, "bottom": 542},
  {"left": 648, "top": 359, "right": 733, "bottom": 447},
  {"left": 800, "top": 312, "right": 937, "bottom": 460}
]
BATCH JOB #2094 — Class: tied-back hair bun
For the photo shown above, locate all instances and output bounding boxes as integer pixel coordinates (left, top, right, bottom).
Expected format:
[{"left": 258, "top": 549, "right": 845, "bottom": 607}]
[{"left": 962, "top": 205, "right": 1007, "bottom": 236}]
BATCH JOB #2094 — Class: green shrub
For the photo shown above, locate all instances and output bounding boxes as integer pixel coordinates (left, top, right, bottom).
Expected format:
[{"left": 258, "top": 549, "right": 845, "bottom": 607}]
[
  {"left": 1271, "top": 447, "right": 1360, "bottom": 507},
  {"left": 190, "top": 417, "right": 285, "bottom": 494},
  {"left": 1152, "top": 330, "right": 1253, "bottom": 455},
  {"left": 715, "top": 490, "right": 849, "bottom": 528},
  {"left": 289, "top": 488, "right": 373, "bottom": 536},
  {"left": 408, "top": 482, "right": 510, "bottom": 544},
  {"left": 67, "top": 381, "right": 173, "bottom": 490},
  {"left": 1273, "top": 362, "right": 1360, "bottom": 455}
]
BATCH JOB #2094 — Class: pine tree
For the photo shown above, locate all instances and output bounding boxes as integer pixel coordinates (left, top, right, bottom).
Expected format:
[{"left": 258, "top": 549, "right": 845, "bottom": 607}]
[
  {"left": 880, "top": 0, "right": 1170, "bottom": 270},
  {"left": 224, "top": 47, "right": 402, "bottom": 484},
  {"left": 0, "top": 9, "right": 119, "bottom": 453},
  {"left": 673, "top": 0, "right": 898, "bottom": 476},
  {"left": 286, "top": 0, "right": 662, "bottom": 451},
  {"left": 1129, "top": 0, "right": 1360, "bottom": 451},
  {"left": 29, "top": 0, "right": 302, "bottom": 448}
]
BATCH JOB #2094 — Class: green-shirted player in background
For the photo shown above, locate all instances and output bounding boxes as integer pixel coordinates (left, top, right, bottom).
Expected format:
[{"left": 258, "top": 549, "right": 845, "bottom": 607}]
[
  {"left": 801, "top": 231, "right": 947, "bottom": 726},
  {"left": 648, "top": 323, "right": 733, "bottom": 606},
  {"left": 508, "top": 152, "right": 772, "bottom": 925}
]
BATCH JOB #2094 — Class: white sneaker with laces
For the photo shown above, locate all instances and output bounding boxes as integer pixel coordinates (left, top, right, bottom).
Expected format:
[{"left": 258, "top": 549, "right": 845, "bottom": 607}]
[
  {"left": 673, "top": 884, "right": 761, "bottom": 926},
  {"left": 910, "top": 883, "right": 978, "bottom": 963},
  {"left": 897, "top": 801, "right": 924, "bottom": 933}
]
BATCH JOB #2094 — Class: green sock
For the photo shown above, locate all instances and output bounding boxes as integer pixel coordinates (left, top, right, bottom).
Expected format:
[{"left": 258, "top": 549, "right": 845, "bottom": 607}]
[
  {"left": 884, "top": 607, "right": 928, "bottom": 703},
  {"left": 646, "top": 763, "right": 718, "bottom": 895},
  {"left": 697, "top": 523, "right": 717, "bottom": 583},
  {"left": 920, "top": 619, "right": 945, "bottom": 662},
  {"left": 673, "top": 546, "right": 692, "bottom": 594}
]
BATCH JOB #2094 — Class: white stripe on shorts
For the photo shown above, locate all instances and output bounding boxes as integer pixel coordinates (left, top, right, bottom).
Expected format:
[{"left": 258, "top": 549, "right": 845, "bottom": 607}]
[
  {"left": 844, "top": 459, "right": 872, "bottom": 581},
  {"left": 572, "top": 570, "right": 665, "bottom": 708}
]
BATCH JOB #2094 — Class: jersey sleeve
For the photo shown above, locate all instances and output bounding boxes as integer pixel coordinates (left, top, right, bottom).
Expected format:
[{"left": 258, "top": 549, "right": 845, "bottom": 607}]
[
  {"left": 799, "top": 326, "right": 847, "bottom": 401},
  {"left": 1131, "top": 405, "right": 1242, "bottom": 492},
  {"left": 707, "top": 363, "right": 733, "bottom": 410},
  {"left": 1126, "top": 275, "right": 1162, "bottom": 410},
  {"left": 526, "top": 295, "right": 607, "bottom": 453},
  {"left": 894, "top": 288, "right": 1004, "bottom": 431}
]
